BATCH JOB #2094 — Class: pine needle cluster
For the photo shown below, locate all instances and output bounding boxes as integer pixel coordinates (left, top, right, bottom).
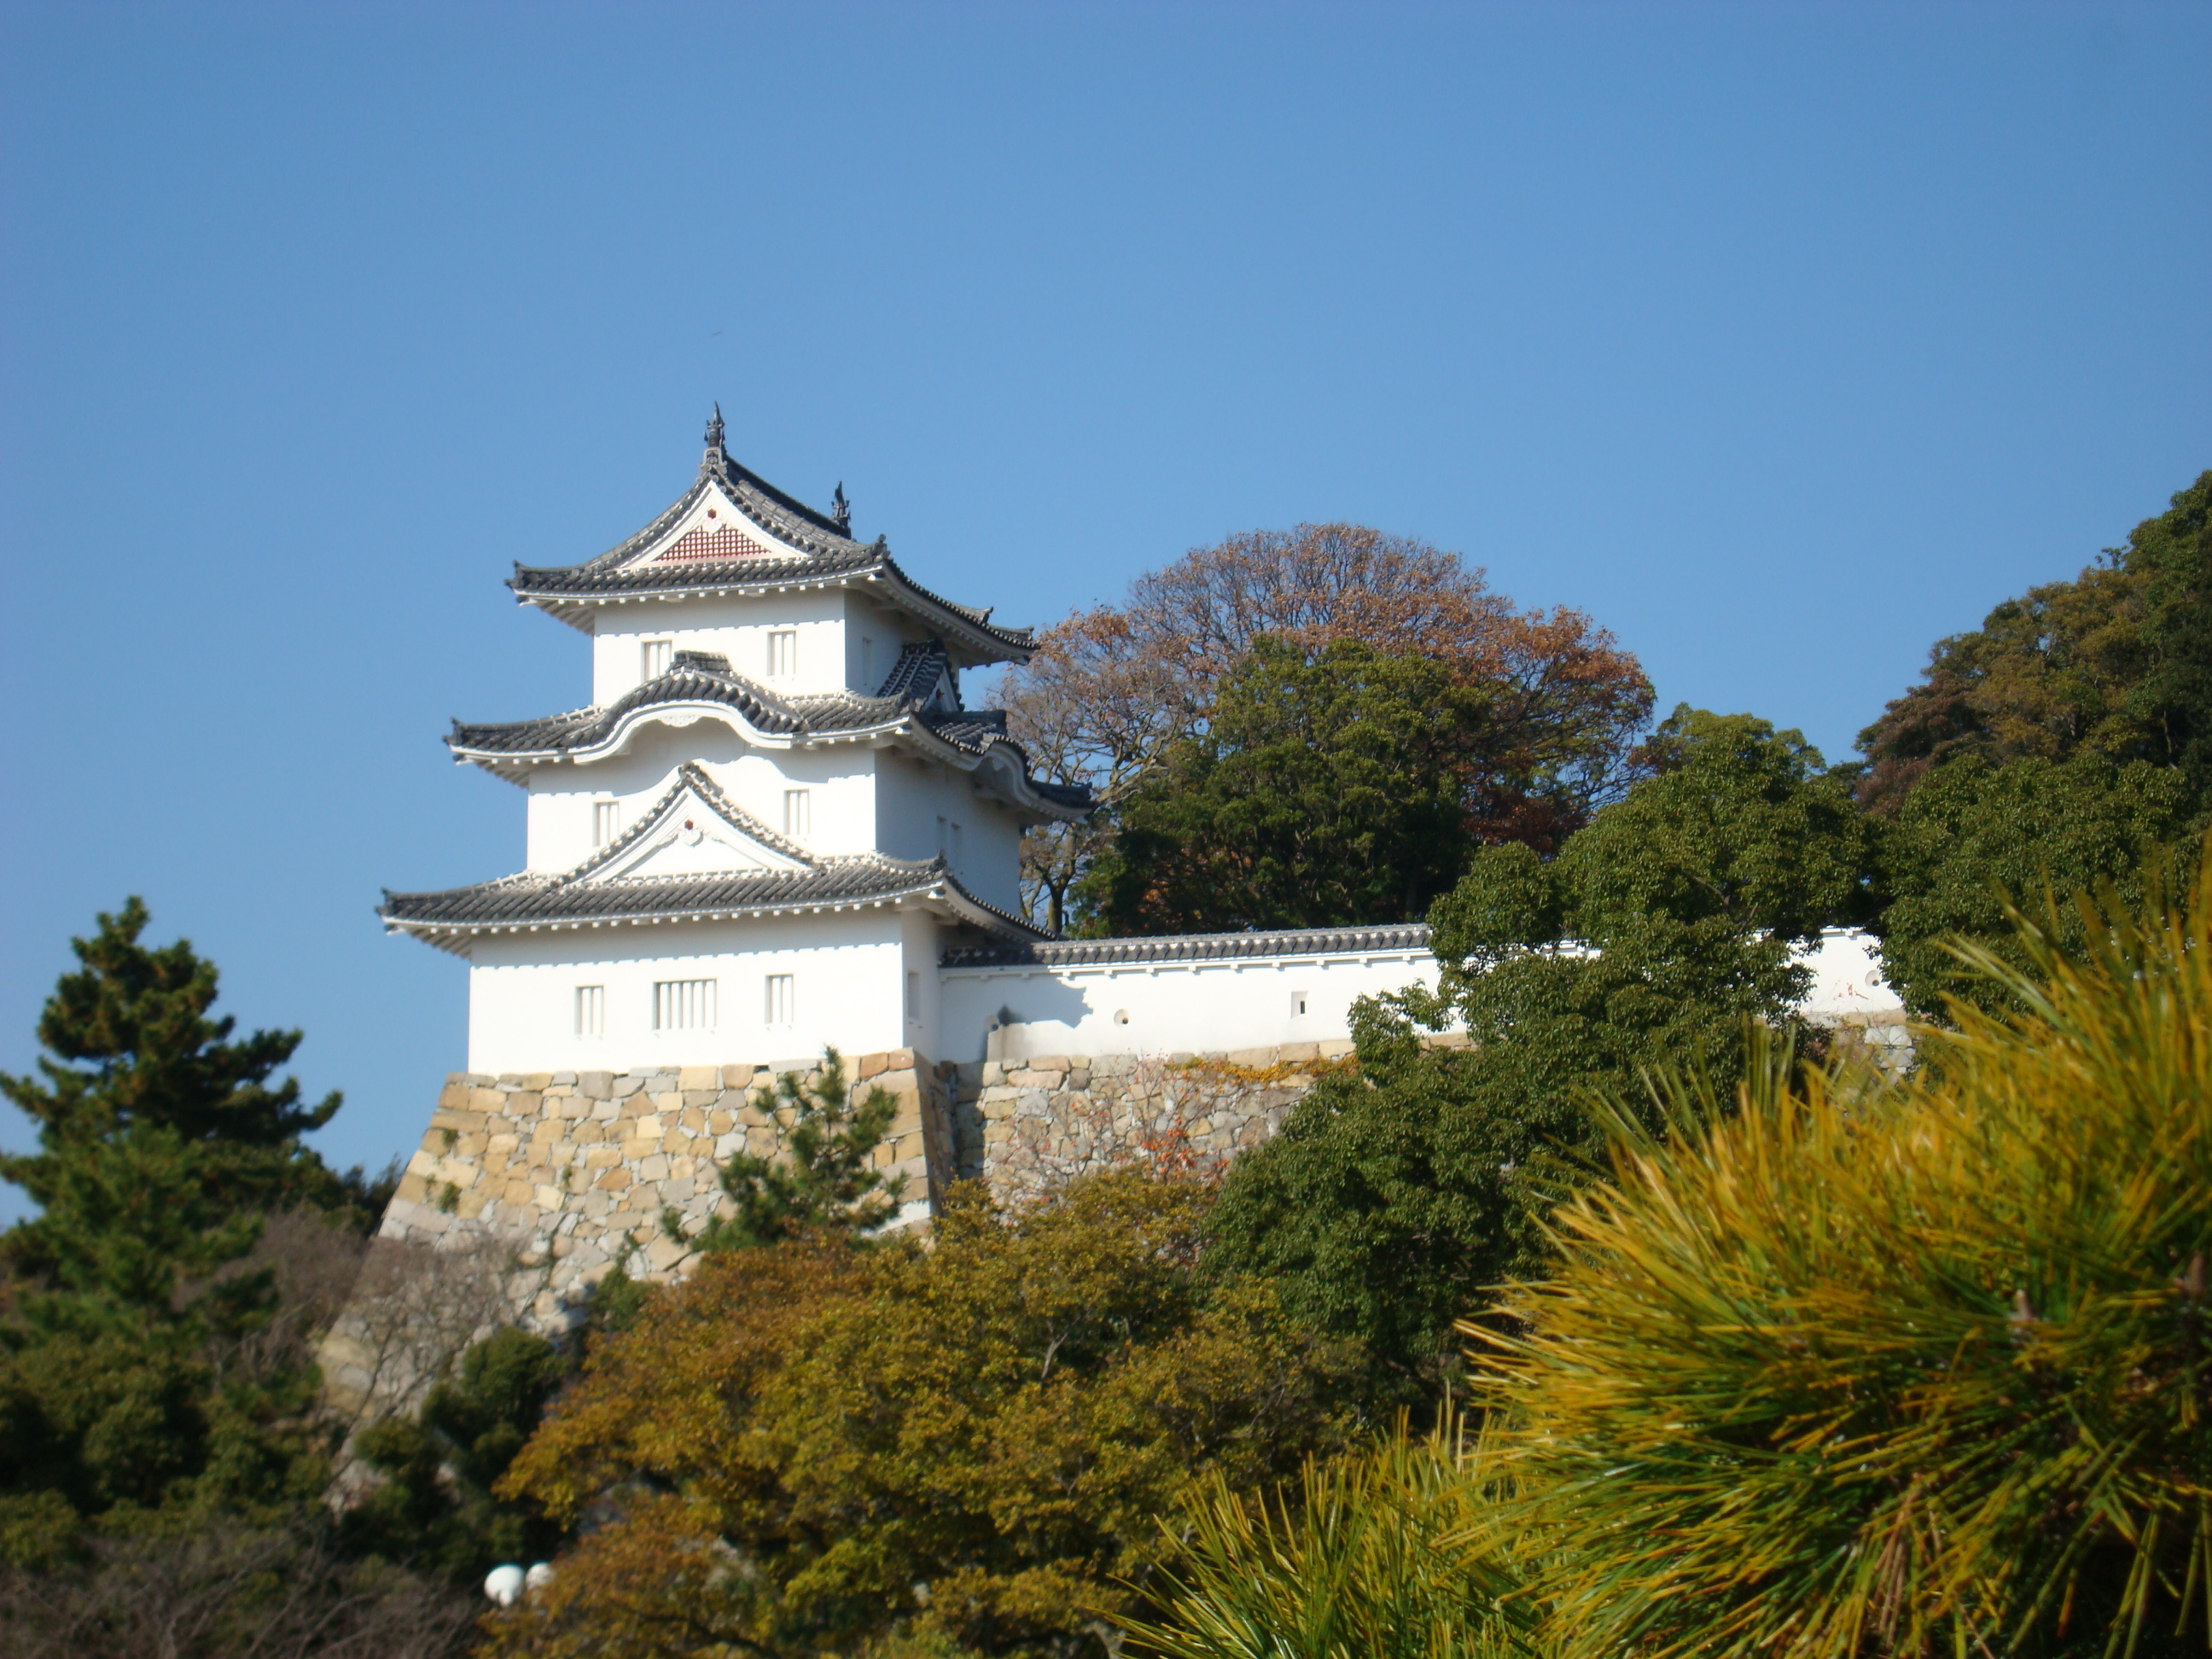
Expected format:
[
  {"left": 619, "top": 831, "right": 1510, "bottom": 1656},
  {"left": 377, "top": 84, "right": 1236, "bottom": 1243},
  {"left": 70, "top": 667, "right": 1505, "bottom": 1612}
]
[{"left": 1483, "top": 847, "right": 2212, "bottom": 1659}]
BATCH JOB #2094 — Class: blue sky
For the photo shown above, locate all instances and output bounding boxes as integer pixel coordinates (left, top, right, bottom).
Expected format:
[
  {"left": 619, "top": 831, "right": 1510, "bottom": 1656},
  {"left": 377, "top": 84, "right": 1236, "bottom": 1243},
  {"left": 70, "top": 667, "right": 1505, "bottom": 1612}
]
[{"left": 3, "top": 1, "right": 2207, "bottom": 1213}]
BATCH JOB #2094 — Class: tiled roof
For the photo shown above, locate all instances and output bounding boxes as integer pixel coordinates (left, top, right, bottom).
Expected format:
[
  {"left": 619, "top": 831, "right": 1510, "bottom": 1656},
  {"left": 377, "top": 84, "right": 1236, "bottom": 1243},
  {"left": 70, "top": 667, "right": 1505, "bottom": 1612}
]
[
  {"left": 940, "top": 922, "right": 1433, "bottom": 969},
  {"left": 445, "top": 655, "right": 1093, "bottom": 812},
  {"left": 382, "top": 763, "right": 1044, "bottom": 951},
  {"left": 509, "top": 437, "right": 1034, "bottom": 659}
]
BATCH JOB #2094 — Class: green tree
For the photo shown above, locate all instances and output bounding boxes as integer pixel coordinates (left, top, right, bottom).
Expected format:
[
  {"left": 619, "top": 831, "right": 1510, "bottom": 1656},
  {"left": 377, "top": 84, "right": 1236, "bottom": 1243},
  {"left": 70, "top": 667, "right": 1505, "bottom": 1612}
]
[
  {"left": 2122, "top": 469, "right": 2212, "bottom": 796},
  {"left": 0, "top": 899, "right": 363, "bottom": 1557},
  {"left": 1080, "top": 637, "right": 1493, "bottom": 935},
  {"left": 489, "top": 1173, "right": 1361, "bottom": 1658},
  {"left": 1856, "top": 469, "right": 2211, "bottom": 814},
  {"left": 1206, "top": 708, "right": 1871, "bottom": 1402},
  {"left": 1872, "top": 754, "right": 2201, "bottom": 1017},
  {"left": 1490, "top": 855, "right": 2212, "bottom": 1659},
  {"left": 668, "top": 1048, "right": 907, "bottom": 1254},
  {"left": 343, "top": 1326, "right": 566, "bottom": 1580}
]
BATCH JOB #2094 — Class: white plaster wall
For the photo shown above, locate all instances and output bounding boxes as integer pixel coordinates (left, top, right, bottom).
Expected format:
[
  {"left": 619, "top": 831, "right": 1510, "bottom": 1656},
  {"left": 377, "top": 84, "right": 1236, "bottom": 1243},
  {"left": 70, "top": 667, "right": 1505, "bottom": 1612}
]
[
  {"left": 1797, "top": 928, "right": 1905, "bottom": 1022},
  {"left": 524, "top": 727, "right": 880, "bottom": 871},
  {"left": 590, "top": 589, "right": 853, "bottom": 704},
  {"left": 873, "top": 754, "right": 1026, "bottom": 914},
  {"left": 938, "top": 946, "right": 1445, "bottom": 1064},
  {"left": 466, "top": 911, "right": 905, "bottom": 1074}
]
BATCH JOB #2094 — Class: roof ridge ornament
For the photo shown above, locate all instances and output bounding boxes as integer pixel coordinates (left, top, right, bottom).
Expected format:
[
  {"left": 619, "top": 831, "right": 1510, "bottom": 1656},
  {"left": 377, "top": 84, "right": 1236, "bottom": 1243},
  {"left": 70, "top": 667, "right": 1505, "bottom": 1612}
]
[
  {"left": 831, "top": 481, "right": 851, "bottom": 534},
  {"left": 701, "top": 403, "right": 728, "bottom": 480}
]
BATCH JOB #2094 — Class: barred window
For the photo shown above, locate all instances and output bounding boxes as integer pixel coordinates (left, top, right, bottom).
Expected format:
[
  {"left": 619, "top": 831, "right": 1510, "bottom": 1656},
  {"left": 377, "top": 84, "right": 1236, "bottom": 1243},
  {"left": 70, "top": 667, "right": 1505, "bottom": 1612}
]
[
  {"left": 642, "top": 638, "right": 673, "bottom": 679},
  {"left": 653, "top": 978, "right": 716, "bottom": 1032},
  {"left": 767, "top": 630, "right": 798, "bottom": 678},
  {"left": 592, "top": 800, "right": 620, "bottom": 847},
  {"left": 575, "top": 985, "right": 605, "bottom": 1037},
  {"left": 783, "top": 789, "right": 811, "bottom": 839},
  {"left": 765, "top": 974, "right": 795, "bottom": 1028}
]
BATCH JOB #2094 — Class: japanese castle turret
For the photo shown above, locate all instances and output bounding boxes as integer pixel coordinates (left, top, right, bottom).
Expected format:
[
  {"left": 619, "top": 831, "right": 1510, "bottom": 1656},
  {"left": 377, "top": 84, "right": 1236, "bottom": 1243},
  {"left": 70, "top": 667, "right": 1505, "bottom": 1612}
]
[
  {"left": 381, "top": 410, "right": 1090, "bottom": 1075},
  {"left": 341, "top": 413, "right": 1906, "bottom": 1358}
]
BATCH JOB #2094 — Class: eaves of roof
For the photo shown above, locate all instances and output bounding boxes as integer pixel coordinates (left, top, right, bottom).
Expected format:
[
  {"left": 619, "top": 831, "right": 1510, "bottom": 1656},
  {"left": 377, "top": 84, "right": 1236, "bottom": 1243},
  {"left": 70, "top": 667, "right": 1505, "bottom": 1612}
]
[{"left": 940, "top": 923, "right": 1434, "bottom": 970}]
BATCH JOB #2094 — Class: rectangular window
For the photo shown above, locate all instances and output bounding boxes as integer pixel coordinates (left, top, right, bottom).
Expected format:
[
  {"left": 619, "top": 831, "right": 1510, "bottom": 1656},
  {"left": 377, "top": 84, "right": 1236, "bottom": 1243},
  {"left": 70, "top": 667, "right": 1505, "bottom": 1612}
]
[
  {"left": 642, "top": 637, "right": 673, "bottom": 679},
  {"left": 950, "top": 821, "right": 964, "bottom": 870},
  {"left": 765, "top": 974, "right": 795, "bottom": 1028},
  {"left": 783, "top": 789, "right": 811, "bottom": 839},
  {"left": 575, "top": 985, "right": 605, "bottom": 1037},
  {"left": 905, "top": 970, "right": 921, "bottom": 1022},
  {"left": 653, "top": 978, "right": 716, "bottom": 1032},
  {"left": 861, "top": 636, "right": 876, "bottom": 688},
  {"left": 592, "top": 800, "right": 620, "bottom": 847},
  {"left": 767, "top": 629, "right": 798, "bottom": 678},
  {"left": 1291, "top": 990, "right": 1310, "bottom": 1018}
]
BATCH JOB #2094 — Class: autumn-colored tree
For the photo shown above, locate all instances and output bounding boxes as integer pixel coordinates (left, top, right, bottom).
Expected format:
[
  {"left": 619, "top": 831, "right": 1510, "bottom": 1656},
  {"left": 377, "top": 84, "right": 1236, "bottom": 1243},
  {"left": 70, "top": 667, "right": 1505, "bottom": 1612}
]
[
  {"left": 1003, "top": 524, "right": 1651, "bottom": 930},
  {"left": 487, "top": 1174, "right": 1359, "bottom": 1658}
]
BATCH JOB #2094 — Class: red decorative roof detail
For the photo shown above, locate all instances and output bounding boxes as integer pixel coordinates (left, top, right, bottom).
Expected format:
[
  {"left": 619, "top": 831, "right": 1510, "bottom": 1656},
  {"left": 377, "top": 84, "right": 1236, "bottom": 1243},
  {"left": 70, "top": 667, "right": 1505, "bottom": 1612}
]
[{"left": 655, "top": 522, "right": 773, "bottom": 563}]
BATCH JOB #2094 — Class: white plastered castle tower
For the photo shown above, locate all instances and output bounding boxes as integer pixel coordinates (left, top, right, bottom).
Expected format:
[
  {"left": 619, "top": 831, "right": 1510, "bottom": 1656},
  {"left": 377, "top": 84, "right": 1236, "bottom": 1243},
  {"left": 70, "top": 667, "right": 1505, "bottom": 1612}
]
[
  {"left": 381, "top": 410, "right": 1091, "bottom": 1084},
  {"left": 358, "top": 414, "right": 1904, "bottom": 1325}
]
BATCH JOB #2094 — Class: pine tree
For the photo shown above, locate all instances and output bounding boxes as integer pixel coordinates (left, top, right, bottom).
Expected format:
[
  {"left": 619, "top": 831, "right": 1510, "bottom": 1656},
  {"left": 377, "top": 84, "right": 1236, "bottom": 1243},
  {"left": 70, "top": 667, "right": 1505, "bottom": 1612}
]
[
  {"left": 668, "top": 1049, "right": 907, "bottom": 1253},
  {"left": 0, "top": 899, "right": 358, "bottom": 1552}
]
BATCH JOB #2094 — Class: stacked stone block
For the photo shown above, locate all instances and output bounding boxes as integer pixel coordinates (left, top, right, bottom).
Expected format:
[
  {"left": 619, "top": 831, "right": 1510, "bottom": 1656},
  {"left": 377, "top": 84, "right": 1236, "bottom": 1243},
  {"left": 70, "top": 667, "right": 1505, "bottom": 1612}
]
[
  {"left": 373, "top": 1051, "right": 949, "bottom": 1330},
  {"left": 941, "top": 1041, "right": 1369, "bottom": 1203}
]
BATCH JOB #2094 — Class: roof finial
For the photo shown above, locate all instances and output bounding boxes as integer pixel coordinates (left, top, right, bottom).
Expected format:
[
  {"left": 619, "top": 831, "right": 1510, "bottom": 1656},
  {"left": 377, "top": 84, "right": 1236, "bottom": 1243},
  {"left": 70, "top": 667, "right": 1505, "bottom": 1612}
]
[
  {"left": 704, "top": 402, "right": 725, "bottom": 451},
  {"left": 831, "top": 480, "right": 851, "bottom": 533}
]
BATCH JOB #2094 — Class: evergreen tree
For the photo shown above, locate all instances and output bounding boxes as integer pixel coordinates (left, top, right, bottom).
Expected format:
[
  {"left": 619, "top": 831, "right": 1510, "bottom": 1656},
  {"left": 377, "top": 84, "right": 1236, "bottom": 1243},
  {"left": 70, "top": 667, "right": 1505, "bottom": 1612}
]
[
  {"left": 670, "top": 1048, "right": 907, "bottom": 1254},
  {"left": 1080, "top": 637, "right": 1491, "bottom": 934},
  {"left": 344, "top": 1327, "right": 566, "bottom": 1580},
  {"left": 1206, "top": 709, "right": 1873, "bottom": 1403},
  {"left": 0, "top": 899, "right": 357, "bottom": 1555}
]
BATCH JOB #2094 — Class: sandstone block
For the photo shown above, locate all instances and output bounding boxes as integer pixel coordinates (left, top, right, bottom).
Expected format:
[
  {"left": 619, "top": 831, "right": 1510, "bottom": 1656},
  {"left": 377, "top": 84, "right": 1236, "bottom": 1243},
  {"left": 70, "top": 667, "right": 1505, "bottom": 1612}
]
[
  {"left": 437, "top": 1080, "right": 472, "bottom": 1111},
  {"left": 678, "top": 1065, "right": 719, "bottom": 1093},
  {"left": 708, "top": 1109, "right": 735, "bottom": 1135},
  {"left": 591, "top": 1098, "right": 620, "bottom": 1121},
  {"left": 395, "top": 1172, "right": 428, "bottom": 1205},
  {"left": 638, "top": 1154, "right": 670, "bottom": 1183},
  {"left": 533, "top": 1183, "right": 565, "bottom": 1212},
  {"left": 1318, "top": 1039, "right": 1356, "bottom": 1059},
  {"left": 597, "top": 1168, "right": 632, "bottom": 1192}
]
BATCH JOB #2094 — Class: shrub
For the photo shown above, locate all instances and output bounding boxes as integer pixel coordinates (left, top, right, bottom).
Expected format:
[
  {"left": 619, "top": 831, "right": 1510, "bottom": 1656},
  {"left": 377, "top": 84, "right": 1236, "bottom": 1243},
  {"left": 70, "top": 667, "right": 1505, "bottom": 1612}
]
[{"left": 1485, "top": 849, "right": 2212, "bottom": 1659}]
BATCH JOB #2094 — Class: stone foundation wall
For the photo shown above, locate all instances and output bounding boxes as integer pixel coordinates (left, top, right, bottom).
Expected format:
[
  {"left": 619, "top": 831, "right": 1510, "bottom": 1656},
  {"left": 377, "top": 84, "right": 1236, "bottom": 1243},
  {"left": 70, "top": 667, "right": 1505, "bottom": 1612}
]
[
  {"left": 942, "top": 1039, "right": 1392, "bottom": 1202},
  {"left": 363, "top": 1050, "right": 949, "bottom": 1325}
]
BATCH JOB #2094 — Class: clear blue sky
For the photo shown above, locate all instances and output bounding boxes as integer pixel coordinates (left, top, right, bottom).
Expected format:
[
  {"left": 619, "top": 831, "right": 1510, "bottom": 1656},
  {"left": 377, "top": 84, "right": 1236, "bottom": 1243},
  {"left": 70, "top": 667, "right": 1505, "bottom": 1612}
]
[{"left": 3, "top": 1, "right": 2207, "bottom": 1214}]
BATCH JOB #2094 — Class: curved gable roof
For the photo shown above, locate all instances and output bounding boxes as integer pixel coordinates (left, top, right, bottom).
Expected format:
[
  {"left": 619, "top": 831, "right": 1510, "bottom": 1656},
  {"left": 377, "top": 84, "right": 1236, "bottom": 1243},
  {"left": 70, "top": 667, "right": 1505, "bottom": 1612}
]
[{"left": 509, "top": 423, "right": 1036, "bottom": 664}]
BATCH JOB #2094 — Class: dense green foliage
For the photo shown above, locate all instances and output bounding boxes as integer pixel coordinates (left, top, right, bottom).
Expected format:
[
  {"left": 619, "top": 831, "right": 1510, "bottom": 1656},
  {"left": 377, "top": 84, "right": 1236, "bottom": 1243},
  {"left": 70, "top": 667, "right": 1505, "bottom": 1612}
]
[
  {"left": 1205, "top": 707, "right": 1870, "bottom": 1400},
  {"left": 488, "top": 1173, "right": 1361, "bottom": 1658},
  {"left": 1080, "top": 637, "right": 1491, "bottom": 934},
  {"left": 1858, "top": 470, "right": 2212, "bottom": 812},
  {"left": 0, "top": 899, "right": 374, "bottom": 1563},
  {"left": 1487, "top": 856, "right": 2212, "bottom": 1659},
  {"left": 1871, "top": 753, "right": 2202, "bottom": 1016},
  {"left": 344, "top": 1327, "right": 565, "bottom": 1580}
]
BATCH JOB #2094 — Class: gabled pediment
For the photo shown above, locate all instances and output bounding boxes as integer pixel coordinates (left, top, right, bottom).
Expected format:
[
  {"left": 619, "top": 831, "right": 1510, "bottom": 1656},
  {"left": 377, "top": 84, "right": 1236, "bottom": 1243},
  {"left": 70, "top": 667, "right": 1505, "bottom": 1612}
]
[
  {"left": 615, "top": 480, "right": 795, "bottom": 573},
  {"left": 575, "top": 764, "right": 811, "bottom": 885}
]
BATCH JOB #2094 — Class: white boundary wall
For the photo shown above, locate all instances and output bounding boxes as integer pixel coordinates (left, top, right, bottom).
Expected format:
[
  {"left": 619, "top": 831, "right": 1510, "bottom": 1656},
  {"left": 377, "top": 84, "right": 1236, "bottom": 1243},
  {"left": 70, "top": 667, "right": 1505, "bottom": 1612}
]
[{"left": 939, "top": 937, "right": 1447, "bottom": 1064}]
